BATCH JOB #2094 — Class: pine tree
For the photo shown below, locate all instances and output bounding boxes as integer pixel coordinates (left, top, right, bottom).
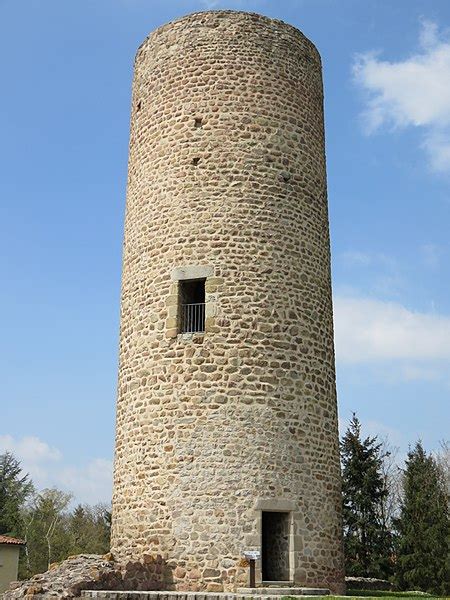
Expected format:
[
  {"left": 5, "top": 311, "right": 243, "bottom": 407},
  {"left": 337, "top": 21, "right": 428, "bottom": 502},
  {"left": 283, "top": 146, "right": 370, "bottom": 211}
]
[
  {"left": 0, "top": 451, "right": 34, "bottom": 536},
  {"left": 340, "top": 414, "right": 393, "bottom": 578},
  {"left": 394, "top": 441, "right": 449, "bottom": 595}
]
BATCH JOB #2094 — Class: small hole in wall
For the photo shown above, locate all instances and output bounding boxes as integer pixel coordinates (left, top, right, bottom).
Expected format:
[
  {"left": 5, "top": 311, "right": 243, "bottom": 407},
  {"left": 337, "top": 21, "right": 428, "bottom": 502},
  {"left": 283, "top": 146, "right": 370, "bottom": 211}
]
[
  {"left": 136, "top": 101, "right": 142, "bottom": 112},
  {"left": 192, "top": 157, "right": 201, "bottom": 166},
  {"left": 194, "top": 117, "right": 203, "bottom": 128}
]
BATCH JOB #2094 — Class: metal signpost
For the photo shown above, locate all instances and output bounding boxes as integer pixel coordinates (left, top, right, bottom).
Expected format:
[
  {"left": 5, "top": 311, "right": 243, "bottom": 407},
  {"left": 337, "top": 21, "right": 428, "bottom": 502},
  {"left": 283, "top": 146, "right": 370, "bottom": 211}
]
[{"left": 243, "top": 551, "right": 260, "bottom": 588}]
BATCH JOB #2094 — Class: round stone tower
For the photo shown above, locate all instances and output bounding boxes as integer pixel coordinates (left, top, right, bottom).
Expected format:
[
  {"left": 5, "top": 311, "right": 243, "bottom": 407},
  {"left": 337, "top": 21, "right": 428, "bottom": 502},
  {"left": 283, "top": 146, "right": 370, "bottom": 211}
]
[{"left": 112, "top": 10, "right": 344, "bottom": 595}]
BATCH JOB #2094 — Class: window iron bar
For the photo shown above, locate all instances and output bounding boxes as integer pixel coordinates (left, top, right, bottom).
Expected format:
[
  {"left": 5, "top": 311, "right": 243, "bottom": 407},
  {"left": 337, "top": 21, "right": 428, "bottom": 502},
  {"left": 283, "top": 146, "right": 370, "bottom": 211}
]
[{"left": 181, "top": 302, "right": 206, "bottom": 334}]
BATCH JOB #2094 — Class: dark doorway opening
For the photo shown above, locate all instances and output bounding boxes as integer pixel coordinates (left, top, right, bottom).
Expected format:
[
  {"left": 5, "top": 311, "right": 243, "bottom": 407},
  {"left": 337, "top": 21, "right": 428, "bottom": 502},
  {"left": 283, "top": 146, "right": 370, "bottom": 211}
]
[{"left": 261, "top": 511, "right": 290, "bottom": 582}]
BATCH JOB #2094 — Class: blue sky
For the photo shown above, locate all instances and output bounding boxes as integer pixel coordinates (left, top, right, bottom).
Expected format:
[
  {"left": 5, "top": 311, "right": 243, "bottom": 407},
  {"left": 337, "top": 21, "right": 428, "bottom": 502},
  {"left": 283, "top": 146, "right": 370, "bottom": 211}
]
[{"left": 1, "top": 0, "right": 449, "bottom": 504}]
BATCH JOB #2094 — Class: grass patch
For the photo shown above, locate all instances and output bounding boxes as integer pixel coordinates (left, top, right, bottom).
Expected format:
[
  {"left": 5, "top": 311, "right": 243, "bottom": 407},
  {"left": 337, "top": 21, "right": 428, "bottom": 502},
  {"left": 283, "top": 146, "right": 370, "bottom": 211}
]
[
  {"left": 281, "top": 593, "right": 443, "bottom": 600},
  {"left": 347, "top": 592, "right": 436, "bottom": 598}
]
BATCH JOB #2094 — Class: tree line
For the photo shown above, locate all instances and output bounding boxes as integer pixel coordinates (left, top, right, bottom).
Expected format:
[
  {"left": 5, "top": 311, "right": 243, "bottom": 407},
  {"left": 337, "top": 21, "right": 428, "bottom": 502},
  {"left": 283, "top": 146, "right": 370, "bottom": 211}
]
[
  {"left": 0, "top": 451, "right": 110, "bottom": 579},
  {"left": 341, "top": 414, "right": 448, "bottom": 596},
  {"left": 1, "top": 417, "right": 448, "bottom": 594}
]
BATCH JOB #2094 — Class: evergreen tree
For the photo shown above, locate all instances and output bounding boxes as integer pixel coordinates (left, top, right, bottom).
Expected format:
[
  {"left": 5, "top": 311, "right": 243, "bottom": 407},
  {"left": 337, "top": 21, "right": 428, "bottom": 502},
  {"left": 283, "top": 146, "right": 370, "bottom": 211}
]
[
  {"left": 341, "top": 414, "right": 392, "bottom": 578},
  {"left": 0, "top": 451, "right": 33, "bottom": 536},
  {"left": 394, "top": 441, "right": 449, "bottom": 595},
  {"left": 68, "top": 503, "right": 110, "bottom": 555}
]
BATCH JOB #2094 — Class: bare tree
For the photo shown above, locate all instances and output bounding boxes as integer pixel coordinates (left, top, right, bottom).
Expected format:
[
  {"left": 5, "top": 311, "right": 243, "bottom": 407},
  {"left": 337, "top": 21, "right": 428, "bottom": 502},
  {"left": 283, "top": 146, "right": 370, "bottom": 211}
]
[
  {"left": 434, "top": 440, "right": 449, "bottom": 505},
  {"left": 378, "top": 437, "right": 403, "bottom": 530},
  {"left": 24, "top": 488, "right": 72, "bottom": 575},
  {"left": 46, "top": 515, "right": 61, "bottom": 569},
  {"left": 22, "top": 508, "right": 35, "bottom": 576}
]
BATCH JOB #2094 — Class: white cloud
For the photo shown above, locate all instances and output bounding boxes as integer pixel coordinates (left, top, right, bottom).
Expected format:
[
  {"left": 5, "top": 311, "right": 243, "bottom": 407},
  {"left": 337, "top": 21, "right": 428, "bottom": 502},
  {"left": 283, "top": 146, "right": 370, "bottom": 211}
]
[
  {"left": 201, "top": 0, "right": 220, "bottom": 7},
  {"left": 337, "top": 416, "right": 411, "bottom": 471},
  {"left": 340, "top": 250, "right": 372, "bottom": 266},
  {"left": 339, "top": 415, "right": 405, "bottom": 449},
  {"left": 399, "top": 364, "right": 442, "bottom": 382},
  {"left": 57, "top": 459, "right": 113, "bottom": 506},
  {"left": 338, "top": 250, "right": 404, "bottom": 298},
  {"left": 0, "top": 435, "right": 112, "bottom": 505},
  {"left": 334, "top": 295, "right": 450, "bottom": 365},
  {"left": 0, "top": 434, "right": 61, "bottom": 464},
  {"left": 364, "top": 419, "right": 405, "bottom": 447},
  {"left": 340, "top": 251, "right": 396, "bottom": 269},
  {"left": 420, "top": 243, "right": 441, "bottom": 269},
  {"left": 353, "top": 20, "right": 450, "bottom": 172}
]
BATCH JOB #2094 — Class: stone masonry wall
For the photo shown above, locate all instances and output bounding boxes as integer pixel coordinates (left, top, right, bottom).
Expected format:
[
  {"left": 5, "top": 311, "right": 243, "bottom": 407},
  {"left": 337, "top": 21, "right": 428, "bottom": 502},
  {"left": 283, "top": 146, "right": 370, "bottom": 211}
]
[{"left": 111, "top": 10, "right": 345, "bottom": 595}]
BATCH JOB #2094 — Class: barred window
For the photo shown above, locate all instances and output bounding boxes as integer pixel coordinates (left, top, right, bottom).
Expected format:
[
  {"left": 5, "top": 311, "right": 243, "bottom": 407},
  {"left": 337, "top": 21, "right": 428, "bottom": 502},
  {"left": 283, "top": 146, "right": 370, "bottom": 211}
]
[{"left": 179, "top": 279, "right": 205, "bottom": 333}]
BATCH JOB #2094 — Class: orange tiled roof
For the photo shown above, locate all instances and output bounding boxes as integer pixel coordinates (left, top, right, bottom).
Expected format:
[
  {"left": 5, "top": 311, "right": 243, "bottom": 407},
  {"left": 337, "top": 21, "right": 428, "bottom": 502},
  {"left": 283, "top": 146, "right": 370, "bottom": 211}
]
[{"left": 0, "top": 535, "right": 25, "bottom": 545}]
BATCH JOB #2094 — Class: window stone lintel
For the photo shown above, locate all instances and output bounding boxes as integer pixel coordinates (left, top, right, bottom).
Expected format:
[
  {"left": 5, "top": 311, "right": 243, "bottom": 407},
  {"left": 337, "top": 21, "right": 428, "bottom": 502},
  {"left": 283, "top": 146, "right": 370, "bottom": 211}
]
[{"left": 171, "top": 265, "right": 214, "bottom": 282}]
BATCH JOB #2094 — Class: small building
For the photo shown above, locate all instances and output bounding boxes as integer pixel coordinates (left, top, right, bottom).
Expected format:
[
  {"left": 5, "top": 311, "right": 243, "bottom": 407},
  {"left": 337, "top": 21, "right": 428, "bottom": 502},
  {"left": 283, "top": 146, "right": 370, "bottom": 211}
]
[{"left": 0, "top": 536, "right": 25, "bottom": 594}]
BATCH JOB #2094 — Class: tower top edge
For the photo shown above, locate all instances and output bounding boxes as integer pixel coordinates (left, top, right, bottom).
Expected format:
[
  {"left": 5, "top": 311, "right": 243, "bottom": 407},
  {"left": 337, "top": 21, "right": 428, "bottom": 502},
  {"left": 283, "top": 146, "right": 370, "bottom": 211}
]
[{"left": 135, "top": 10, "right": 321, "bottom": 64}]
